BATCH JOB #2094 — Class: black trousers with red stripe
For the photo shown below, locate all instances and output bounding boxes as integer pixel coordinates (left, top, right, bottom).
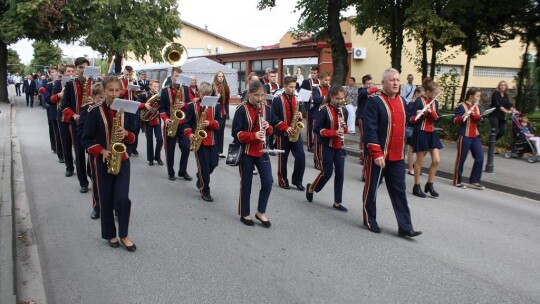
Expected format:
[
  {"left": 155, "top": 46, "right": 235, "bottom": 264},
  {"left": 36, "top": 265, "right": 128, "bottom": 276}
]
[
  {"left": 70, "top": 120, "right": 89, "bottom": 188},
  {"left": 163, "top": 124, "right": 190, "bottom": 178},
  {"left": 59, "top": 121, "right": 74, "bottom": 172},
  {"left": 195, "top": 145, "right": 218, "bottom": 195},
  {"left": 362, "top": 157, "right": 413, "bottom": 231},
  {"left": 309, "top": 145, "right": 345, "bottom": 203},
  {"left": 94, "top": 158, "right": 131, "bottom": 240},
  {"left": 52, "top": 119, "right": 64, "bottom": 161},
  {"left": 276, "top": 136, "right": 305, "bottom": 187}
]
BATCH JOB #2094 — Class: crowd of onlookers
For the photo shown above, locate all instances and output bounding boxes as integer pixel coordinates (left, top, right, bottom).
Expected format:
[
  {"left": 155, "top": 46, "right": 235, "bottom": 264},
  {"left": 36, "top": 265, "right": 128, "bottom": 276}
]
[{"left": 7, "top": 72, "right": 51, "bottom": 108}]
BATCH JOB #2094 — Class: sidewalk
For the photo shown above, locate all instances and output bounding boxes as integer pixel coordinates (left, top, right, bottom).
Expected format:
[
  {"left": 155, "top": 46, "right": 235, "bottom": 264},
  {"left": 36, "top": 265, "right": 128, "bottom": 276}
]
[
  {"left": 225, "top": 104, "right": 540, "bottom": 201},
  {"left": 0, "top": 102, "right": 16, "bottom": 304}
]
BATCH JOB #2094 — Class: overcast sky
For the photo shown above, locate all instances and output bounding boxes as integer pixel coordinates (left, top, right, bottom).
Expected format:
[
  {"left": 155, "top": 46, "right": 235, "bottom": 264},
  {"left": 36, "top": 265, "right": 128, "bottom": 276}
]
[{"left": 11, "top": 0, "right": 307, "bottom": 64}]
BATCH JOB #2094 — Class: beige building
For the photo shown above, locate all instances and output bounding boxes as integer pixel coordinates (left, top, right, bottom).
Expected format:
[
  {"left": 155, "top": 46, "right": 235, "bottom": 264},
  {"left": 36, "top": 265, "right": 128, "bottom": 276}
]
[{"left": 126, "top": 20, "right": 253, "bottom": 64}]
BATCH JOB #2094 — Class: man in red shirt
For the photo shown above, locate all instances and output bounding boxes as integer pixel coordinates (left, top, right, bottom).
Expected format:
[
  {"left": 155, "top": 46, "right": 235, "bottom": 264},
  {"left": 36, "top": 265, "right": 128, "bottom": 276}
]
[{"left": 362, "top": 68, "right": 422, "bottom": 238}]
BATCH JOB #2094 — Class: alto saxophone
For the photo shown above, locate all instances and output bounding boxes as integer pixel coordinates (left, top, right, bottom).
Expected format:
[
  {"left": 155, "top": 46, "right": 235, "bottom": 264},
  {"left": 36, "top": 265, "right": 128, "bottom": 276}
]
[
  {"left": 167, "top": 86, "right": 185, "bottom": 137},
  {"left": 106, "top": 109, "right": 127, "bottom": 175},
  {"left": 288, "top": 99, "right": 304, "bottom": 143},
  {"left": 189, "top": 106, "right": 208, "bottom": 152}
]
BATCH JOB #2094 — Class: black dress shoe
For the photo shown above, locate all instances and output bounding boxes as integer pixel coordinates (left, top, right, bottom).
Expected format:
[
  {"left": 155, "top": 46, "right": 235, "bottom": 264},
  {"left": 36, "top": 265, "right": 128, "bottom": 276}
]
[
  {"left": 80, "top": 186, "right": 88, "bottom": 193},
  {"left": 59, "top": 159, "right": 65, "bottom": 163},
  {"left": 132, "top": 151, "right": 139, "bottom": 157},
  {"left": 148, "top": 161, "right": 154, "bottom": 166},
  {"left": 219, "top": 154, "right": 226, "bottom": 158},
  {"left": 168, "top": 175, "right": 176, "bottom": 181},
  {"left": 202, "top": 193, "right": 214, "bottom": 202},
  {"left": 180, "top": 173, "right": 193, "bottom": 181},
  {"left": 240, "top": 216, "right": 255, "bottom": 226},
  {"left": 333, "top": 204, "right": 348, "bottom": 212},
  {"left": 91, "top": 210, "right": 100, "bottom": 220},
  {"left": 307, "top": 146, "right": 314, "bottom": 153},
  {"left": 398, "top": 229, "right": 422, "bottom": 238},
  {"left": 156, "top": 159, "right": 164, "bottom": 166},
  {"left": 366, "top": 224, "right": 382, "bottom": 233},
  {"left": 279, "top": 183, "right": 290, "bottom": 189},
  {"left": 107, "top": 239, "right": 119, "bottom": 248},
  {"left": 65, "top": 171, "right": 74, "bottom": 177},
  {"left": 305, "top": 183, "right": 313, "bottom": 202},
  {"left": 255, "top": 213, "right": 271, "bottom": 228},
  {"left": 196, "top": 180, "right": 201, "bottom": 189},
  {"left": 293, "top": 183, "right": 305, "bottom": 191},
  {"left": 120, "top": 239, "right": 137, "bottom": 252}
]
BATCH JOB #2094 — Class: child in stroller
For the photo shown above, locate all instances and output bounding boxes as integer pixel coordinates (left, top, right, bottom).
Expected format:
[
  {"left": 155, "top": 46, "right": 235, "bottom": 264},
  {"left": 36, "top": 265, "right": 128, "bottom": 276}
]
[{"left": 504, "top": 114, "right": 540, "bottom": 163}]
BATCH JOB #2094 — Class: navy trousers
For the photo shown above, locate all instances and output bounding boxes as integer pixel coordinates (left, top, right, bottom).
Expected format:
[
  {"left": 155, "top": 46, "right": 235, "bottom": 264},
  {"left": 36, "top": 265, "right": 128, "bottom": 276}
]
[
  {"left": 94, "top": 157, "right": 131, "bottom": 239},
  {"left": 305, "top": 103, "right": 314, "bottom": 148},
  {"left": 88, "top": 155, "right": 100, "bottom": 212},
  {"left": 362, "top": 157, "right": 413, "bottom": 231},
  {"left": 71, "top": 120, "right": 88, "bottom": 188},
  {"left": 276, "top": 135, "right": 305, "bottom": 187},
  {"left": 195, "top": 145, "right": 219, "bottom": 195},
  {"left": 163, "top": 124, "right": 190, "bottom": 177},
  {"left": 145, "top": 124, "right": 163, "bottom": 162},
  {"left": 309, "top": 145, "right": 345, "bottom": 203},
  {"left": 52, "top": 120, "right": 64, "bottom": 161},
  {"left": 217, "top": 121, "right": 225, "bottom": 154},
  {"left": 48, "top": 119, "right": 57, "bottom": 152},
  {"left": 453, "top": 135, "right": 484, "bottom": 185},
  {"left": 238, "top": 154, "right": 273, "bottom": 217},
  {"left": 59, "top": 122, "right": 74, "bottom": 172}
]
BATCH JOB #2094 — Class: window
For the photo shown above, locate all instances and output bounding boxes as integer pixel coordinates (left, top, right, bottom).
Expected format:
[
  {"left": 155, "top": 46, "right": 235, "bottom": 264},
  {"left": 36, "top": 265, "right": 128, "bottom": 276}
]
[
  {"left": 473, "top": 66, "right": 519, "bottom": 78},
  {"left": 251, "top": 59, "right": 278, "bottom": 77},
  {"left": 186, "top": 48, "right": 205, "bottom": 57},
  {"left": 427, "top": 64, "right": 463, "bottom": 76}
]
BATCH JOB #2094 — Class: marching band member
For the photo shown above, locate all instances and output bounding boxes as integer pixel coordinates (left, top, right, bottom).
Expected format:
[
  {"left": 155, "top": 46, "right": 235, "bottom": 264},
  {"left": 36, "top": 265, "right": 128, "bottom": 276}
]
[
  {"left": 52, "top": 65, "right": 76, "bottom": 175},
  {"left": 81, "top": 76, "right": 137, "bottom": 252},
  {"left": 300, "top": 66, "right": 320, "bottom": 152},
  {"left": 185, "top": 82, "right": 223, "bottom": 202},
  {"left": 260, "top": 67, "right": 272, "bottom": 86},
  {"left": 271, "top": 76, "right": 305, "bottom": 191},
  {"left": 356, "top": 74, "right": 375, "bottom": 165},
  {"left": 188, "top": 76, "right": 199, "bottom": 102},
  {"left": 137, "top": 71, "right": 150, "bottom": 93},
  {"left": 409, "top": 79, "right": 442, "bottom": 198},
  {"left": 159, "top": 67, "right": 192, "bottom": 181},
  {"left": 407, "top": 87, "right": 424, "bottom": 176},
  {"left": 362, "top": 68, "right": 422, "bottom": 238},
  {"left": 60, "top": 57, "right": 92, "bottom": 193},
  {"left": 41, "top": 75, "right": 57, "bottom": 152},
  {"left": 311, "top": 72, "right": 331, "bottom": 169},
  {"left": 453, "top": 88, "right": 485, "bottom": 190},
  {"left": 211, "top": 71, "right": 231, "bottom": 157},
  {"left": 44, "top": 71, "right": 63, "bottom": 163},
  {"left": 263, "top": 69, "right": 281, "bottom": 95},
  {"left": 78, "top": 83, "right": 106, "bottom": 219},
  {"left": 232, "top": 81, "right": 274, "bottom": 227},
  {"left": 120, "top": 66, "right": 141, "bottom": 157},
  {"left": 138, "top": 80, "right": 164, "bottom": 166},
  {"left": 305, "top": 85, "right": 348, "bottom": 212},
  {"left": 241, "top": 72, "right": 259, "bottom": 102}
]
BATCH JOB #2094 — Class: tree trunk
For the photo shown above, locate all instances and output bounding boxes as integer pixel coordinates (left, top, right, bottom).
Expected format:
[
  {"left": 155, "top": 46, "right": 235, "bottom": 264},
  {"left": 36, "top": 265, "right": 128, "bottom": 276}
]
[
  {"left": 328, "top": 0, "right": 349, "bottom": 85},
  {"left": 0, "top": 40, "right": 9, "bottom": 103},
  {"left": 114, "top": 53, "right": 123, "bottom": 75},
  {"left": 460, "top": 50, "right": 473, "bottom": 102},
  {"left": 515, "top": 40, "right": 530, "bottom": 112},
  {"left": 421, "top": 35, "right": 428, "bottom": 80},
  {"left": 429, "top": 42, "right": 438, "bottom": 79}
]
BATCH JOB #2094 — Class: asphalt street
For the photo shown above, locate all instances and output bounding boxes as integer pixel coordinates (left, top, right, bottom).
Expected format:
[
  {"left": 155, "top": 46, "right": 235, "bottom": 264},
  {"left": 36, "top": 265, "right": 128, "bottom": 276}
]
[{"left": 13, "top": 98, "right": 540, "bottom": 304}]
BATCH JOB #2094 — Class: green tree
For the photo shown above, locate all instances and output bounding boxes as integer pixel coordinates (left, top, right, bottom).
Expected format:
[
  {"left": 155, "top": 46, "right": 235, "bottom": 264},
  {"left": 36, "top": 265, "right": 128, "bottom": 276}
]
[
  {"left": 445, "top": 0, "right": 528, "bottom": 101},
  {"left": 83, "top": 0, "right": 182, "bottom": 74},
  {"left": 258, "top": 0, "right": 353, "bottom": 85},
  {"left": 7, "top": 49, "right": 24, "bottom": 75},
  {"left": 352, "top": 0, "right": 415, "bottom": 73},
  {"left": 30, "top": 40, "right": 63, "bottom": 72},
  {"left": 0, "top": 0, "right": 95, "bottom": 102}
]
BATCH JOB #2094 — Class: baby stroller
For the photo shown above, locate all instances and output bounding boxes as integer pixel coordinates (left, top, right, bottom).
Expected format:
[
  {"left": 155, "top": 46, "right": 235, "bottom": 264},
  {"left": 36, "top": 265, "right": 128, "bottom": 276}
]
[{"left": 503, "top": 113, "right": 539, "bottom": 163}]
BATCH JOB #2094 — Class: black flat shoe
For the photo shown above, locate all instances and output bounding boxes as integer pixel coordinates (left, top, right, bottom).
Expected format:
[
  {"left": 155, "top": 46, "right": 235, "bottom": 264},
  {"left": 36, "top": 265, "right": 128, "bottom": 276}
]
[
  {"left": 398, "top": 229, "right": 422, "bottom": 238},
  {"left": 148, "top": 161, "right": 154, "bottom": 166},
  {"left": 240, "top": 216, "right": 254, "bottom": 226},
  {"left": 293, "top": 183, "right": 305, "bottom": 191},
  {"left": 91, "top": 210, "right": 100, "bottom": 219},
  {"left": 255, "top": 214, "right": 271, "bottom": 228},
  {"left": 156, "top": 159, "right": 164, "bottom": 166},
  {"left": 132, "top": 151, "right": 139, "bottom": 157},
  {"left": 333, "top": 204, "right": 348, "bottom": 212},
  {"left": 108, "top": 239, "right": 119, "bottom": 248},
  {"left": 279, "top": 183, "right": 290, "bottom": 190},
  {"left": 179, "top": 173, "right": 193, "bottom": 181},
  {"left": 219, "top": 154, "right": 226, "bottom": 158},
  {"left": 365, "top": 224, "right": 382, "bottom": 233},
  {"left": 305, "top": 183, "right": 313, "bottom": 202},
  {"left": 202, "top": 193, "right": 214, "bottom": 202},
  {"left": 120, "top": 239, "right": 137, "bottom": 252},
  {"left": 80, "top": 186, "right": 88, "bottom": 193},
  {"left": 65, "top": 171, "right": 74, "bottom": 177},
  {"left": 307, "top": 147, "right": 314, "bottom": 153},
  {"left": 168, "top": 175, "right": 176, "bottom": 181}
]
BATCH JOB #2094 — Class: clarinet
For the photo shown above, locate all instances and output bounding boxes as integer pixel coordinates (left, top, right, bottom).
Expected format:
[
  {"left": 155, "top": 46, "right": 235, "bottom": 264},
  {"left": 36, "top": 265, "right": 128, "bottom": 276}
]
[
  {"left": 338, "top": 106, "right": 345, "bottom": 145},
  {"left": 257, "top": 101, "right": 268, "bottom": 152}
]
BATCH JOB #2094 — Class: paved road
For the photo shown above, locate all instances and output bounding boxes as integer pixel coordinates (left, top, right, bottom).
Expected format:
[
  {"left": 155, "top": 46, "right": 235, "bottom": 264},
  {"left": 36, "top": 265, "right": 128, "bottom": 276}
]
[{"left": 13, "top": 99, "right": 540, "bottom": 303}]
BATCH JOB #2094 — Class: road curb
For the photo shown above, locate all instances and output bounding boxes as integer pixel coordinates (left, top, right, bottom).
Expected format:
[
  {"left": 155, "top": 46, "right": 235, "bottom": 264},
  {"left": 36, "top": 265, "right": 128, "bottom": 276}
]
[{"left": 0, "top": 102, "right": 16, "bottom": 304}]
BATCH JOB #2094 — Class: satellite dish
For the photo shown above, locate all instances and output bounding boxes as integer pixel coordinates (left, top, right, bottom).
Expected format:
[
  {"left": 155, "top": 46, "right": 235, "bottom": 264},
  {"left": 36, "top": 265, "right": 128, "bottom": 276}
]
[{"left": 206, "top": 44, "right": 212, "bottom": 50}]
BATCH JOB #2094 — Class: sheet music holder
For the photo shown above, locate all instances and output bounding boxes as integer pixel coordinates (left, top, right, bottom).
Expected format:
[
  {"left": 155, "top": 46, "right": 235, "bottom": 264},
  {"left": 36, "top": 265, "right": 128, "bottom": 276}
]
[
  {"left": 83, "top": 66, "right": 100, "bottom": 79},
  {"left": 265, "top": 94, "right": 274, "bottom": 101},
  {"left": 176, "top": 74, "right": 193, "bottom": 87},
  {"left": 297, "top": 89, "right": 311, "bottom": 102},
  {"left": 61, "top": 76, "right": 74, "bottom": 86},
  {"left": 127, "top": 84, "right": 141, "bottom": 91},
  {"left": 201, "top": 96, "right": 219, "bottom": 107},
  {"left": 273, "top": 88, "right": 284, "bottom": 96},
  {"left": 482, "top": 107, "right": 496, "bottom": 116},
  {"left": 110, "top": 98, "right": 141, "bottom": 114}
]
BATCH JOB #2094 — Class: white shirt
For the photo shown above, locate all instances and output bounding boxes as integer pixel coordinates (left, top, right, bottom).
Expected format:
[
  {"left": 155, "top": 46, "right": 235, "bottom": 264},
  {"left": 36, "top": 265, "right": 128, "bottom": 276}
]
[{"left": 401, "top": 83, "right": 416, "bottom": 104}]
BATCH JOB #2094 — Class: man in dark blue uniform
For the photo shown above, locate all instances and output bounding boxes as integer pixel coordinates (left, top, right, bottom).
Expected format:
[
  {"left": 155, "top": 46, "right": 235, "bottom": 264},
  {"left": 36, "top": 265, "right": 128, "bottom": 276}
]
[{"left": 299, "top": 66, "right": 320, "bottom": 152}]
